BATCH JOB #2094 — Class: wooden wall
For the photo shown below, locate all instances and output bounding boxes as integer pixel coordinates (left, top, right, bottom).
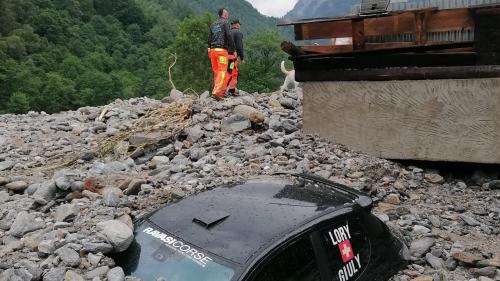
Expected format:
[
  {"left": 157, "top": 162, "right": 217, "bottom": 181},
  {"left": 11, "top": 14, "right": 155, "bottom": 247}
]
[{"left": 303, "top": 79, "right": 500, "bottom": 163}]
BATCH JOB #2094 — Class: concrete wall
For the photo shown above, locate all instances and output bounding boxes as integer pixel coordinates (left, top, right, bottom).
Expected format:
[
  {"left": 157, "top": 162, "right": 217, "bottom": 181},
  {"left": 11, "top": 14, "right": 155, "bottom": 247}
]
[{"left": 304, "top": 78, "right": 500, "bottom": 163}]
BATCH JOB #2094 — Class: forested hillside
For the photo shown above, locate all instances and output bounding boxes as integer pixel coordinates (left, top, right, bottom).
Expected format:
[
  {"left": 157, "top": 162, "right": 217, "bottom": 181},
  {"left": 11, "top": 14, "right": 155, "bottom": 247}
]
[{"left": 0, "top": 0, "right": 284, "bottom": 114}]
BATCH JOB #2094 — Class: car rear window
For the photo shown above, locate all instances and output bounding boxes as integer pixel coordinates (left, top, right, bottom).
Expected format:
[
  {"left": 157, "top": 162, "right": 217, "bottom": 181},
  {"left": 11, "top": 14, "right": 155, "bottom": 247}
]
[
  {"left": 320, "top": 220, "right": 370, "bottom": 281},
  {"left": 118, "top": 223, "right": 236, "bottom": 281}
]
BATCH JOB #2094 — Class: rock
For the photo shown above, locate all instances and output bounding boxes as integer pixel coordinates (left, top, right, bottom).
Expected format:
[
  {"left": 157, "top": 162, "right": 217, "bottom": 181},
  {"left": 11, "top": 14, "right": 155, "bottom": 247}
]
[
  {"left": 167, "top": 88, "right": 184, "bottom": 103},
  {"left": 33, "top": 181, "right": 57, "bottom": 205},
  {"left": 106, "top": 267, "right": 125, "bottom": 281},
  {"left": 0, "top": 161, "right": 14, "bottom": 171},
  {"left": 410, "top": 237, "right": 435, "bottom": 258},
  {"left": 487, "top": 180, "right": 500, "bottom": 190},
  {"left": 43, "top": 268, "right": 66, "bottom": 281},
  {"left": 96, "top": 220, "right": 133, "bottom": 252},
  {"left": 0, "top": 176, "right": 10, "bottom": 186},
  {"left": 279, "top": 97, "right": 298, "bottom": 109},
  {"left": 385, "top": 194, "right": 401, "bottom": 205},
  {"left": 221, "top": 115, "right": 251, "bottom": 132},
  {"left": 54, "top": 204, "right": 80, "bottom": 222},
  {"left": 38, "top": 240, "right": 56, "bottom": 254},
  {"left": 412, "top": 225, "right": 431, "bottom": 235},
  {"left": 65, "top": 270, "right": 85, "bottom": 281},
  {"left": 452, "top": 251, "right": 483, "bottom": 265},
  {"left": 55, "top": 246, "right": 81, "bottom": 267},
  {"left": 478, "top": 277, "right": 494, "bottom": 281},
  {"left": 87, "top": 253, "right": 102, "bottom": 266},
  {"left": 410, "top": 276, "right": 433, "bottom": 281},
  {"left": 190, "top": 147, "right": 207, "bottom": 162},
  {"left": 459, "top": 213, "right": 481, "bottom": 226},
  {"left": 84, "top": 266, "right": 109, "bottom": 280},
  {"left": 6, "top": 181, "right": 29, "bottom": 192},
  {"left": 102, "top": 187, "right": 122, "bottom": 207},
  {"left": 124, "top": 179, "right": 147, "bottom": 196},
  {"left": 233, "top": 105, "right": 265, "bottom": 124},
  {"left": 477, "top": 257, "right": 500, "bottom": 268},
  {"left": 151, "top": 156, "right": 170, "bottom": 167},
  {"left": 444, "top": 257, "right": 457, "bottom": 271},
  {"left": 54, "top": 176, "right": 72, "bottom": 191},
  {"left": 186, "top": 125, "right": 204, "bottom": 143},
  {"left": 426, "top": 253, "right": 444, "bottom": 269},
  {"left": 10, "top": 211, "right": 45, "bottom": 238},
  {"left": 0, "top": 268, "right": 33, "bottom": 281},
  {"left": 472, "top": 267, "right": 497, "bottom": 278},
  {"left": 424, "top": 173, "right": 444, "bottom": 184},
  {"left": 82, "top": 242, "right": 113, "bottom": 254}
]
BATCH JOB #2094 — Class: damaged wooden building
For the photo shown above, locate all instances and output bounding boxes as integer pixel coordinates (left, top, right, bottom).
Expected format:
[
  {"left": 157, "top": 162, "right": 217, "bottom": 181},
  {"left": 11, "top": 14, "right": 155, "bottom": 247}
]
[{"left": 280, "top": 0, "right": 500, "bottom": 164}]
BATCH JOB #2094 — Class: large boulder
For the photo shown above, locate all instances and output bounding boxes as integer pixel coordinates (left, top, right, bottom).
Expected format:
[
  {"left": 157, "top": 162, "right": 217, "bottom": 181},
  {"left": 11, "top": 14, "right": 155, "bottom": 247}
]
[{"left": 96, "top": 220, "right": 133, "bottom": 252}]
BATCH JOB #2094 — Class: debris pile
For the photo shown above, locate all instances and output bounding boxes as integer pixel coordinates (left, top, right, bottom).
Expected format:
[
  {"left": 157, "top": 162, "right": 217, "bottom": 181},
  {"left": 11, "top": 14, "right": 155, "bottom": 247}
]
[{"left": 0, "top": 90, "right": 498, "bottom": 281}]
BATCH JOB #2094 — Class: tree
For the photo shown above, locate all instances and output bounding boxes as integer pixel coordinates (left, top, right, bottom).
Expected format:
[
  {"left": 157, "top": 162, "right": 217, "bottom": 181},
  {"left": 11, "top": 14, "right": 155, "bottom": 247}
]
[
  {"left": 238, "top": 31, "right": 287, "bottom": 93},
  {"left": 8, "top": 92, "right": 30, "bottom": 113},
  {"left": 166, "top": 13, "right": 214, "bottom": 93}
]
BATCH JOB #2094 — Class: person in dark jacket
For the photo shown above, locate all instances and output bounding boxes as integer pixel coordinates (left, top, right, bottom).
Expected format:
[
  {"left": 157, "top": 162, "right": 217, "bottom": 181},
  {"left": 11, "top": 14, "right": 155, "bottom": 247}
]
[
  {"left": 208, "top": 8, "right": 236, "bottom": 100},
  {"left": 227, "top": 19, "right": 244, "bottom": 96}
]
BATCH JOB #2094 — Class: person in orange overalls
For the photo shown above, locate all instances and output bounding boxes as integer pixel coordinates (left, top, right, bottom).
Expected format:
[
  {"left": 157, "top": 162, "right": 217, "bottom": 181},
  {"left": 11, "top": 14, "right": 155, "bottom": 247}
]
[
  {"left": 227, "top": 19, "right": 245, "bottom": 96},
  {"left": 208, "top": 8, "right": 236, "bottom": 101}
]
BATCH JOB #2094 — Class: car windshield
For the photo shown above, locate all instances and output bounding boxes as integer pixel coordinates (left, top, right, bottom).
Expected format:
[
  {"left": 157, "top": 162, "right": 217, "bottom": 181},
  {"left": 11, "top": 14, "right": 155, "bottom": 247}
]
[{"left": 116, "top": 223, "right": 236, "bottom": 281}]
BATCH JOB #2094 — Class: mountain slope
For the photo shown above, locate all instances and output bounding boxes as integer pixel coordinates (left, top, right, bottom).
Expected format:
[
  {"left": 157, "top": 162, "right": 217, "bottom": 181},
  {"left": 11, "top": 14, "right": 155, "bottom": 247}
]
[{"left": 285, "top": 0, "right": 360, "bottom": 19}]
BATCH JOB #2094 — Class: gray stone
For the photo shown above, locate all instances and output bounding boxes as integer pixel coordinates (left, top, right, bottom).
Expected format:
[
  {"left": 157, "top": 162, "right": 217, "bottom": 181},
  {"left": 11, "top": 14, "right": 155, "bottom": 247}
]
[
  {"left": 0, "top": 268, "right": 33, "bottom": 281},
  {"left": 38, "top": 240, "right": 56, "bottom": 254},
  {"left": 0, "top": 161, "right": 14, "bottom": 171},
  {"left": 6, "top": 181, "right": 29, "bottom": 192},
  {"left": 186, "top": 125, "right": 204, "bottom": 143},
  {"left": 424, "top": 173, "right": 444, "bottom": 184},
  {"left": 102, "top": 188, "right": 122, "bottom": 207},
  {"left": 64, "top": 270, "right": 85, "bottom": 281},
  {"left": 487, "top": 180, "right": 500, "bottom": 190},
  {"left": 106, "top": 267, "right": 125, "bottom": 281},
  {"left": 25, "top": 183, "right": 40, "bottom": 195},
  {"left": 444, "top": 257, "right": 457, "bottom": 271},
  {"left": 43, "top": 267, "right": 65, "bottom": 281},
  {"left": 54, "top": 204, "right": 79, "bottom": 222},
  {"left": 96, "top": 220, "right": 133, "bottom": 252},
  {"left": 55, "top": 246, "right": 81, "bottom": 267},
  {"left": 279, "top": 97, "right": 298, "bottom": 109},
  {"left": 32, "top": 181, "right": 57, "bottom": 205},
  {"left": 88, "top": 253, "right": 102, "bottom": 266},
  {"left": 282, "top": 119, "right": 298, "bottom": 133},
  {"left": 0, "top": 177, "right": 10, "bottom": 186},
  {"left": 426, "top": 253, "right": 444, "bottom": 269},
  {"left": 54, "top": 176, "right": 71, "bottom": 191},
  {"left": 124, "top": 179, "right": 146, "bottom": 196},
  {"left": 10, "top": 211, "right": 45, "bottom": 238},
  {"left": 82, "top": 241, "right": 113, "bottom": 254},
  {"left": 190, "top": 147, "right": 207, "bottom": 162},
  {"left": 410, "top": 237, "right": 435, "bottom": 258},
  {"left": 459, "top": 213, "right": 481, "bottom": 226},
  {"left": 151, "top": 156, "right": 170, "bottom": 167},
  {"left": 412, "top": 225, "right": 431, "bottom": 235},
  {"left": 472, "top": 267, "right": 497, "bottom": 278},
  {"left": 0, "top": 190, "right": 9, "bottom": 203},
  {"left": 222, "top": 115, "right": 251, "bottom": 132},
  {"left": 84, "top": 266, "right": 109, "bottom": 280},
  {"left": 233, "top": 105, "right": 265, "bottom": 124}
]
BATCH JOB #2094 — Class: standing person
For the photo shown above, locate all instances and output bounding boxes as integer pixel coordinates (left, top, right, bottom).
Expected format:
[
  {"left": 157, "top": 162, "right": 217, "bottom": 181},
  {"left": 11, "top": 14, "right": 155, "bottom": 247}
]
[
  {"left": 227, "top": 19, "right": 244, "bottom": 96},
  {"left": 208, "top": 8, "right": 236, "bottom": 101}
]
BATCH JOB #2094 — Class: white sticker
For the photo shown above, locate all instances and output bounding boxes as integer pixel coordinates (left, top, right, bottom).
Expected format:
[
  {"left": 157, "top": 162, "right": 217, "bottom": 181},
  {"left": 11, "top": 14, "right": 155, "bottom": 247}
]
[{"left": 143, "top": 227, "right": 213, "bottom": 268}]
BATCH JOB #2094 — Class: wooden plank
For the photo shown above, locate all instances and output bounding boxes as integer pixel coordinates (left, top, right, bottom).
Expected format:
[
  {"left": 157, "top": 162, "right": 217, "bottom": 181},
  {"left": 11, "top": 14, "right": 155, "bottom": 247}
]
[
  {"left": 294, "top": 8, "right": 474, "bottom": 41},
  {"left": 352, "top": 19, "right": 366, "bottom": 50},
  {"left": 303, "top": 78, "right": 500, "bottom": 163},
  {"left": 295, "top": 65, "right": 500, "bottom": 82},
  {"left": 300, "top": 45, "right": 353, "bottom": 54}
]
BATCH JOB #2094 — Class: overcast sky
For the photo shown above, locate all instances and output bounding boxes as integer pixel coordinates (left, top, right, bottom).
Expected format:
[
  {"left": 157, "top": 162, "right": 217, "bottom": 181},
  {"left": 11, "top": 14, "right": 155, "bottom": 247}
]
[{"left": 246, "top": 0, "right": 299, "bottom": 17}]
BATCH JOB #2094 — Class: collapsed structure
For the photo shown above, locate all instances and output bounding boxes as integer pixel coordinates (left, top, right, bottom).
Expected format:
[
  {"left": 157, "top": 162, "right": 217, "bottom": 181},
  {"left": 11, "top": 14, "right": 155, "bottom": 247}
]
[{"left": 280, "top": 0, "right": 500, "bottom": 164}]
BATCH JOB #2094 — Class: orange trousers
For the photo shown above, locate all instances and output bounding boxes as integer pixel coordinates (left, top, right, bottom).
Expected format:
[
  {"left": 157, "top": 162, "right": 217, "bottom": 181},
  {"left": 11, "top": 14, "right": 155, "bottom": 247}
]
[
  {"left": 227, "top": 54, "right": 238, "bottom": 90},
  {"left": 208, "top": 48, "right": 229, "bottom": 97}
]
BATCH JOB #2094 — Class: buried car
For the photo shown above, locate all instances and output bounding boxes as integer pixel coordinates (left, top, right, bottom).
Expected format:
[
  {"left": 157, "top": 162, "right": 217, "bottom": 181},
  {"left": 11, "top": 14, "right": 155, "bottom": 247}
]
[{"left": 114, "top": 173, "right": 408, "bottom": 281}]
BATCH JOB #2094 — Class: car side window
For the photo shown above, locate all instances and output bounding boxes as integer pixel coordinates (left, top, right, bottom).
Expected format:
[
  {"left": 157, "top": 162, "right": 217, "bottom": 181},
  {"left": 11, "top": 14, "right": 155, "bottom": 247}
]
[
  {"left": 320, "top": 220, "right": 369, "bottom": 281},
  {"left": 253, "top": 237, "right": 320, "bottom": 281}
]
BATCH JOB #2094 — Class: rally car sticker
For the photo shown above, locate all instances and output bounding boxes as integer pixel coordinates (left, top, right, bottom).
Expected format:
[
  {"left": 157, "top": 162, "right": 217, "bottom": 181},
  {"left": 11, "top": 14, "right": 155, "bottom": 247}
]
[
  {"left": 327, "top": 223, "right": 363, "bottom": 281},
  {"left": 143, "top": 227, "right": 213, "bottom": 268}
]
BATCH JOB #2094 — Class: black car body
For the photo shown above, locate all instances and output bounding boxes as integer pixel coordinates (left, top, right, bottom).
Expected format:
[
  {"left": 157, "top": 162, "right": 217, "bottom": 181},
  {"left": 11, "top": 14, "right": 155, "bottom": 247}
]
[{"left": 115, "top": 174, "right": 408, "bottom": 281}]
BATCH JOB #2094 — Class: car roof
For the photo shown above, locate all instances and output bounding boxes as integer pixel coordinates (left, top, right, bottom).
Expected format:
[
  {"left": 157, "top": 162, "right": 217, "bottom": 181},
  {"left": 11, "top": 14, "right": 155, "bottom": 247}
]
[{"left": 147, "top": 174, "right": 364, "bottom": 265}]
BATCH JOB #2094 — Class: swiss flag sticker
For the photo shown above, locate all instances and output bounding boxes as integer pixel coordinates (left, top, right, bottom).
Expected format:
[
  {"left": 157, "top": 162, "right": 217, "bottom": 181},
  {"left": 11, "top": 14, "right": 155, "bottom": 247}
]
[{"left": 339, "top": 240, "right": 354, "bottom": 263}]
